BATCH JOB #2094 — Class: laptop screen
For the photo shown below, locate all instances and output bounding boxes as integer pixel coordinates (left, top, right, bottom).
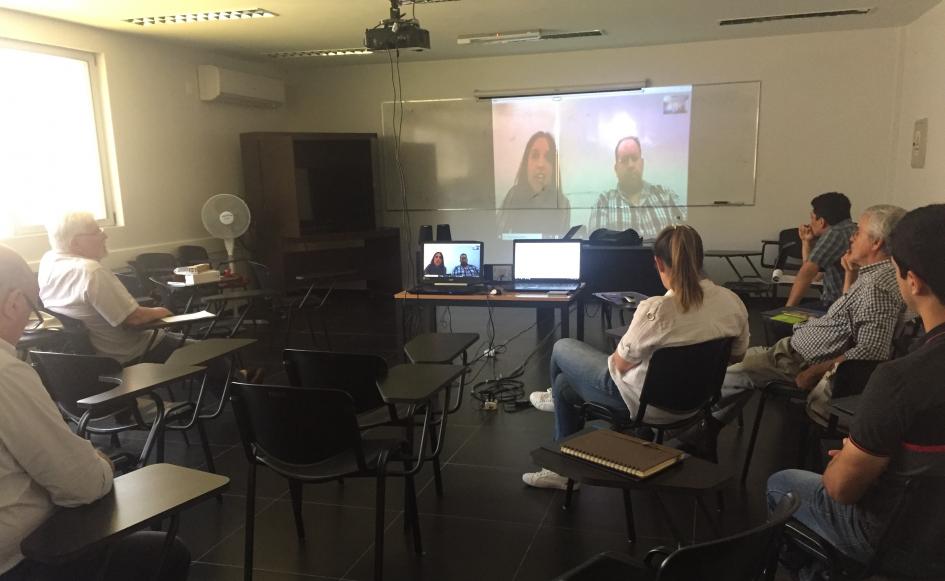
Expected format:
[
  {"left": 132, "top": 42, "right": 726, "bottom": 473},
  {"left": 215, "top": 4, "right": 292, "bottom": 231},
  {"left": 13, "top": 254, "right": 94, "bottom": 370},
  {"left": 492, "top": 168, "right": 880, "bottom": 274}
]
[
  {"left": 421, "top": 241, "right": 484, "bottom": 282},
  {"left": 513, "top": 241, "right": 582, "bottom": 281}
]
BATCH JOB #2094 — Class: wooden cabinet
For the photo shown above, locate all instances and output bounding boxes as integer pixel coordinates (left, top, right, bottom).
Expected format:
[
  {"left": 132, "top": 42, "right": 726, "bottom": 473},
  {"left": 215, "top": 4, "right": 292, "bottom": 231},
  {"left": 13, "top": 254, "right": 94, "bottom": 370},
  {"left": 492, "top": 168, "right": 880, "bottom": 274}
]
[{"left": 240, "top": 132, "right": 401, "bottom": 291}]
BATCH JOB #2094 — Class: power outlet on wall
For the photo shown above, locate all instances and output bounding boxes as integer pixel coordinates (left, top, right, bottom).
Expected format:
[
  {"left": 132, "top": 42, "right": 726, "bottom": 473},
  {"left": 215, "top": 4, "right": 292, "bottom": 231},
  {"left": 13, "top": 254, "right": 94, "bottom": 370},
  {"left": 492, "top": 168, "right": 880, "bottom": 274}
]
[{"left": 912, "top": 118, "right": 928, "bottom": 169}]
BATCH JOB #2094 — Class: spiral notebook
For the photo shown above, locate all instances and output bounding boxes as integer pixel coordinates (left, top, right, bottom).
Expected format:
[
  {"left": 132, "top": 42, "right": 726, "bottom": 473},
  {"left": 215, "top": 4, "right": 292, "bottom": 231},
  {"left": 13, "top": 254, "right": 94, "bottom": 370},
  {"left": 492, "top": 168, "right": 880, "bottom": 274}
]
[{"left": 559, "top": 430, "right": 684, "bottom": 479}]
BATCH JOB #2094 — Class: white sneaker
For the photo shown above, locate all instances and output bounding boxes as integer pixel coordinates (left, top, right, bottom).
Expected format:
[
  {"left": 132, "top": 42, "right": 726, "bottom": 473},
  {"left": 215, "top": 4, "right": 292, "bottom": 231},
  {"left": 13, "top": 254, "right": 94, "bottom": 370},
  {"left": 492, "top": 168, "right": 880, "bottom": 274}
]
[
  {"left": 522, "top": 468, "right": 578, "bottom": 490},
  {"left": 529, "top": 388, "right": 555, "bottom": 412}
]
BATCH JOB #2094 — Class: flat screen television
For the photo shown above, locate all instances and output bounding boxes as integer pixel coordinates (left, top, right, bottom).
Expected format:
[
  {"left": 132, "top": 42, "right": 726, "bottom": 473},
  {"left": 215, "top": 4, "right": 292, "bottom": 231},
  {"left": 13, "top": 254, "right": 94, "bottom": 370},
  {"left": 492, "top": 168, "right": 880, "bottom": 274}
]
[{"left": 294, "top": 136, "right": 376, "bottom": 234}]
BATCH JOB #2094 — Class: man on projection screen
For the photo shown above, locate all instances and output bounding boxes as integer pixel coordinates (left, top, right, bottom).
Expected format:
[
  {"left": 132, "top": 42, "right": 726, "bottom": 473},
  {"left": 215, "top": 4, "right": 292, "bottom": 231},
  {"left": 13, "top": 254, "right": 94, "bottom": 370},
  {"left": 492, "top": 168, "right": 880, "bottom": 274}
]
[{"left": 589, "top": 136, "right": 684, "bottom": 241}]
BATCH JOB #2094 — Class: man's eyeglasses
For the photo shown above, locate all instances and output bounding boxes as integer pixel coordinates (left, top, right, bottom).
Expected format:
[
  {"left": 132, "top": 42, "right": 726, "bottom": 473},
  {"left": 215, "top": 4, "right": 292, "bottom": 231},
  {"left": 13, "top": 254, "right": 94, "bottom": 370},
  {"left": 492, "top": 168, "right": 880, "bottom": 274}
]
[
  {"left": 74, "top": 227, "right": 105, "bottom": 238},
  {"left": 22, "top": 294, "right": 45, "bottom": 332}
]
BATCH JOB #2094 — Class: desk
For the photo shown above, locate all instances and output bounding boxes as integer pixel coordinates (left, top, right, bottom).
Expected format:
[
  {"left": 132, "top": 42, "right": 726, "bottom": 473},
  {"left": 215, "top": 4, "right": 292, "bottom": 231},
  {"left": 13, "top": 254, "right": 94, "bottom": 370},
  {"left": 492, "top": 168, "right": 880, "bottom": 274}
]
[
  {"left": 377, "top": 364, "right": 465, "bottom": 475},
  {"left": 158, "top": 274, "right": 244, "bottom": 314},
  {"left": 705, "top": 249, "right": 763, "bottom": 282},
  {"left": 79, "top": 363, "right": 206, "bottom": 465},
  {"left": 761, "top": 306, "right": 827, "bottom": 346},
  {"left": 21, "top": 464, "right": 228, "bottom": 567},
  {"left": 393, "top": 287, "right": 584, "bottom": 347},
  {"left": 531, "top": 435, "right": 732, "bottom": 544},
  {"left": 139, "top": 310, "right": 217, "bottom": 355}
]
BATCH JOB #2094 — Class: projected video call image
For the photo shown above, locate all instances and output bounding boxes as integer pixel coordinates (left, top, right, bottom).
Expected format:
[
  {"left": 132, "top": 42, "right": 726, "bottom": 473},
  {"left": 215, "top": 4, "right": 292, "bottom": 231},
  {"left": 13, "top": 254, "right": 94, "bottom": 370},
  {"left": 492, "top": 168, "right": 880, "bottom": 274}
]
[
  {"left": 422, "top": 242, "right": 483, "bottom": 279},
  {"left": 492, "top": 86, "right": 691, "bottom": 240}
]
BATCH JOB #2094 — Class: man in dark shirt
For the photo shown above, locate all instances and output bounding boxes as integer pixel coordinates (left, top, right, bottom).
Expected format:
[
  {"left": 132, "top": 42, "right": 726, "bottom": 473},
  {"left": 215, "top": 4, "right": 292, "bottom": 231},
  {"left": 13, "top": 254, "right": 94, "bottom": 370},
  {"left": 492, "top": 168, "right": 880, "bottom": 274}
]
[
  {"left": 767, "top": 204, "right": 945, "bottom": 580},
  {"left": 787, "top": 192, "right": 857, "bottom": 307}
]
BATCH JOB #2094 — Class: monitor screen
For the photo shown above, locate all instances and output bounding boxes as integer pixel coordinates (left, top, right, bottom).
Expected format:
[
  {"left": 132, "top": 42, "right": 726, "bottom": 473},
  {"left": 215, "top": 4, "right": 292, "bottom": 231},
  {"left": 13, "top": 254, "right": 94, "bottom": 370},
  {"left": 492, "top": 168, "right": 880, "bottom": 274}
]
[
  {"left": 421, "top": 241, "right": 484, "bottom": 281},
  {"left": 513, "top": 240, "right": 581, "bottom": 281}
]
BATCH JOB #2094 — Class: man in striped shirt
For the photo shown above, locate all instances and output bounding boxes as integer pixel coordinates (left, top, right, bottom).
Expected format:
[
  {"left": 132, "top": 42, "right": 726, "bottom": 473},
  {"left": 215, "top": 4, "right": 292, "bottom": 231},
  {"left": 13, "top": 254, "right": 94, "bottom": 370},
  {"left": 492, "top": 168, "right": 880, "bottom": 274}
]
[
  {"left": 588, "top": 136, "right": 686, "bottom": 241},
  {"left": 716, "top": 205, "right": 907, "bottom": 418}
]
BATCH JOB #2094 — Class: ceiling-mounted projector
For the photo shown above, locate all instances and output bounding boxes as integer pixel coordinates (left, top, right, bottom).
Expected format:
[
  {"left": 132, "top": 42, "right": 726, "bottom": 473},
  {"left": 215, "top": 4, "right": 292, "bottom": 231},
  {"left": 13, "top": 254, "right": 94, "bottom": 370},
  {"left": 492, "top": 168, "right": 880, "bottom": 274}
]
[{"left": 365, "top": 0, "right": 431, "bottom": 51}]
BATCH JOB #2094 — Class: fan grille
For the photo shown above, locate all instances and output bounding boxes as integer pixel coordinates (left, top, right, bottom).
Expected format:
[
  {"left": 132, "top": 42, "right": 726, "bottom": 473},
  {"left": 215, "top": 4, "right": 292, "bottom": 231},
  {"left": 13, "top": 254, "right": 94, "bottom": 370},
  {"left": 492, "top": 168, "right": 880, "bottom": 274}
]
[{"left": 201, "top": 194, "right": 251, "bottom": 239}]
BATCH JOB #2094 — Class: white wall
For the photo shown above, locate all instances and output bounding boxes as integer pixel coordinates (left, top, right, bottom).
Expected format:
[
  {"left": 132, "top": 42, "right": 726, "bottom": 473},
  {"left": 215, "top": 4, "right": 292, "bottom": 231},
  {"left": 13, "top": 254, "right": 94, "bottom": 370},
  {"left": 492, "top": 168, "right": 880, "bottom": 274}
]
[
  {"left": 0, "top": 9, "right": 289, "bottom": 268},
  {"left": 892, "top": 0, "right": 945, "bottom": 208},
  {"left": 284, "top": 27, "right": 902, "bottom": 278}
]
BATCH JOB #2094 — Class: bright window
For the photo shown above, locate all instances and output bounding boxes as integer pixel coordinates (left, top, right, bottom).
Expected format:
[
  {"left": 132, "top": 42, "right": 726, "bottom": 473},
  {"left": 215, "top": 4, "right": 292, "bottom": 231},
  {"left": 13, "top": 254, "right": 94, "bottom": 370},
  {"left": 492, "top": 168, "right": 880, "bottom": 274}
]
[{"left": 0, "top": 39, "right": 115, "bottom": 238}]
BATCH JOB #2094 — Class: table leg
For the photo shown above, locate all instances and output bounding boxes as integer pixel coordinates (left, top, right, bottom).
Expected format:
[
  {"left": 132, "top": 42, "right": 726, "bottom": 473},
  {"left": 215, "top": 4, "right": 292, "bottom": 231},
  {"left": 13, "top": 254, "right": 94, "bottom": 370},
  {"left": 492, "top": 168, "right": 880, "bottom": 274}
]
[
  {"left": 395, "top": 299, "right": 405, "bottom": 357},
  {"left": 150, "top": 514, "right": 180, "bottom": 581},
  {"left": 654, "top": 492, "right": 687, "bottom": 545},
  {"left": 622, "top": 489, "right": 637, "bottom": 543},
  {"left": 577, "top": 297, "right": 585, "bottom": 341},
  {"left": 744, "top": 256, "right": 763, "bottom": 279},
  {"left": 560, "top": 303, "right": 570, "bottom": 339},
  {"left": 536, "top": 307, "right": 554, "bottom": 338},
  {"left": 724, "top": 256, "right": 744, "bottom": 281}
]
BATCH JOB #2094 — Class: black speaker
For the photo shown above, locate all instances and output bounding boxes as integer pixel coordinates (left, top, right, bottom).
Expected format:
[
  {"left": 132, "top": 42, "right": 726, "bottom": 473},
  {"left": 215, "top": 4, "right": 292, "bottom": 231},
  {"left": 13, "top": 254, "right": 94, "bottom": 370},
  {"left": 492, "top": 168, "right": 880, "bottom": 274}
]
[
  {"left": 436, "top": 224, "right": 452, "bottom": 241},
  {"left": 418, "top": 225, "right": 433, "bottom": 243}
]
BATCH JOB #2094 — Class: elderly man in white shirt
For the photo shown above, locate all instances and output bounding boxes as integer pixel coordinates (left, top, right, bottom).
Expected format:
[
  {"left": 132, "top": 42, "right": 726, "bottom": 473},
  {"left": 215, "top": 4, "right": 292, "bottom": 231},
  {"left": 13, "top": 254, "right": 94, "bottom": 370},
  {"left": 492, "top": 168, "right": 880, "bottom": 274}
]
[
  {"left": 0, "top": 245, "right": 190, "bottom": 581},
  {"left": 38, "top": 212, "right": 178, "bottom": 364}
]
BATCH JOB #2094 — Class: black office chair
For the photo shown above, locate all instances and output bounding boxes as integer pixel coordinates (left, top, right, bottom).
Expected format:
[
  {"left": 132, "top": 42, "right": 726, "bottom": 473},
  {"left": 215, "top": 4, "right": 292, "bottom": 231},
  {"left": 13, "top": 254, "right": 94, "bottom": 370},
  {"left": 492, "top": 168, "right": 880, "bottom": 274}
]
[
  {"left": 553, "top": 492, "right": 799, "bottom": 581},
  {"left": 229, "top": 381, "right": 422, "bottom": 581},
  {"left": 35, "top": 308, "right": 96, "bottom": 355},
  {"left": 579, "top": 337, "right": 735, "bottom": 454},
  {"left": 247, "top": 261, "right": 335, "bottom": 349},
  {"left": 177, "top": 245, "right": 211, "bottom": 267},
  {"left": 31, "top": 351, "right": 218, "bottom": 472},
  {"left": 739, "top": 359, "right": 881, "bottom": 484},
  {"left": 284, "top": 348, "right": 459, "bottom": 497},
  {"left": 783, "top": 475, "right": 945, "bottom": 579}
]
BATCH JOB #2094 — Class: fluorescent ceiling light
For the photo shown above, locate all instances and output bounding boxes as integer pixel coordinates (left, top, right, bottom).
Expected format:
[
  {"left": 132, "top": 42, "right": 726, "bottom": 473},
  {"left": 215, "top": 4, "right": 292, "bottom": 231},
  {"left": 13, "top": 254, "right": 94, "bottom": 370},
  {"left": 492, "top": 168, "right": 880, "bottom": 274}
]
[
  {"left": 457, "top": 30, "right": 542, "bottom": 45},
  {"left": 719, "top": 8, "right": 871, "bottom": 26},
  {"left": 265, "top": 48, "right": 374, "bottom": 58},
  {"left": 125, "top": 8, "right": 277, "bottom": 26}
]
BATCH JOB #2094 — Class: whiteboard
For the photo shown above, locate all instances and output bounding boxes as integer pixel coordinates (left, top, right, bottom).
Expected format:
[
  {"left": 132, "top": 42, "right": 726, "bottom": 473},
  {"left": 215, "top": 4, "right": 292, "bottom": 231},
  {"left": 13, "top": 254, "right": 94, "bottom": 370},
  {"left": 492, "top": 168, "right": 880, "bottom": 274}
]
[{"left": 382, "top": 81, "right": 760, "bottom": 210}]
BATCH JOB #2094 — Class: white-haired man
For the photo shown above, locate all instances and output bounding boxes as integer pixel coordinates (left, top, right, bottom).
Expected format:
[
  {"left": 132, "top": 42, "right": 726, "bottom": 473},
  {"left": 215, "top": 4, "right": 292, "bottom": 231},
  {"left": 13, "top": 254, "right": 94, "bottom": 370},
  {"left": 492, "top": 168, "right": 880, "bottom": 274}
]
[
  {"left": 38, "top": 212, "right": 176, "bottom": 364},
  {"left": 0, "top": 244, "right": 190, "bottom": 580},
  {"left": 716, "top": 205, "right": 908, "bottom": 420}
]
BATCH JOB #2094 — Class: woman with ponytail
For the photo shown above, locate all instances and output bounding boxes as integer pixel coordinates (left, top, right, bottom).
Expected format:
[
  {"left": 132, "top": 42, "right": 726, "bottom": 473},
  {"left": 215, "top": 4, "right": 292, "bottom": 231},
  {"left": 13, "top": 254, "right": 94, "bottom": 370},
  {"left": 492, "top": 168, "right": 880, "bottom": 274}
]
[{"left": 524, "top": 224, "right": 750, "bottom": 490}]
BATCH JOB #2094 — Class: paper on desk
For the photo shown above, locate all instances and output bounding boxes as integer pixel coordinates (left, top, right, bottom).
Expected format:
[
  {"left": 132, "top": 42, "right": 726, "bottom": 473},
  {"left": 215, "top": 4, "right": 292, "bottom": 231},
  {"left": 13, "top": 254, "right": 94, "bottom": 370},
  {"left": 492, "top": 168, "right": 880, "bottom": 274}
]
[{"left": 160, "top": 310, "right": 216, "bottom": 324}]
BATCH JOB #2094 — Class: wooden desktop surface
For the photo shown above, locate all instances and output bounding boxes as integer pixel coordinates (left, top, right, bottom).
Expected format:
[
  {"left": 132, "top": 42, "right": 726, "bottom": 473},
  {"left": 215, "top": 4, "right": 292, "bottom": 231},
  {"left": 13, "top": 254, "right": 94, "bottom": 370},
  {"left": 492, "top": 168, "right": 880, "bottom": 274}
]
[
  {"left": 393, "top": 290, "right": 577, "bottom": 303},
  {"left": 21, "top": 464, "right": 229, "bottom": 564}
]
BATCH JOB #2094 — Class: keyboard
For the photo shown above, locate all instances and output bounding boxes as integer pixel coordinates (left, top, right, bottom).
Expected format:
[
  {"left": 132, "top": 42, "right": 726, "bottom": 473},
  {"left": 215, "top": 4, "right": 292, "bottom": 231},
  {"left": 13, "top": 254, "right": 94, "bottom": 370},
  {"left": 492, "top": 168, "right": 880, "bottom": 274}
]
[{"left": 511, "top": 282, "right": 579, "bottom": 292}]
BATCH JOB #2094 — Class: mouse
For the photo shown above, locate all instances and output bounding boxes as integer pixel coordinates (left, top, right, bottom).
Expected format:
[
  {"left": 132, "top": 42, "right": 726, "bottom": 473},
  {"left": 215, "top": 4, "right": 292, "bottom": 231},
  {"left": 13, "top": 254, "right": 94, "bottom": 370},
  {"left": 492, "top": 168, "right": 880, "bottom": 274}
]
[{"left": 489, "top": 287, "right": 502, "bottom": 296}]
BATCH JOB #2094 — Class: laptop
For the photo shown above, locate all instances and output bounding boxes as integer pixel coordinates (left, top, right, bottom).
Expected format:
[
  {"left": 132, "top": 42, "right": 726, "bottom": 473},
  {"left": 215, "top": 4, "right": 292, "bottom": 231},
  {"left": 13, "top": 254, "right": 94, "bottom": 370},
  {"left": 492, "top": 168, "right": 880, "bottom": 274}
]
[
  {"left": 511, "top": 240, "right": 582, "bottom": 292},
  {"left": 412, "top": 241, "right": 485, "bottom": 294}
]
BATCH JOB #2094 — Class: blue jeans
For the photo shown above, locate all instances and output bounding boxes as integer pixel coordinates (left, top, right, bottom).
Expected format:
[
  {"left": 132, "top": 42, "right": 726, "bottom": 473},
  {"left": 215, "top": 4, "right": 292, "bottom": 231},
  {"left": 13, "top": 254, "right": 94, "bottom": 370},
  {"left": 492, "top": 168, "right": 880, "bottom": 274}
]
[
  {"left": 550, "top": 339, "right": 627, "bottom": 440},
  {"left": 767, "top": 469, "right": 875, "bottom": 581}
]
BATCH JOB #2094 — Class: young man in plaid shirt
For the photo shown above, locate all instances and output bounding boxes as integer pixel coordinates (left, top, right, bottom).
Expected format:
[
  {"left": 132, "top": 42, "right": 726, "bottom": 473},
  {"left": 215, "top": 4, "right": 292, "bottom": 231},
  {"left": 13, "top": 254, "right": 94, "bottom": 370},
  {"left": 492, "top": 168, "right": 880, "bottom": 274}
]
[{"left": 787, "top": 192, "right": 858, "bottom": 307}]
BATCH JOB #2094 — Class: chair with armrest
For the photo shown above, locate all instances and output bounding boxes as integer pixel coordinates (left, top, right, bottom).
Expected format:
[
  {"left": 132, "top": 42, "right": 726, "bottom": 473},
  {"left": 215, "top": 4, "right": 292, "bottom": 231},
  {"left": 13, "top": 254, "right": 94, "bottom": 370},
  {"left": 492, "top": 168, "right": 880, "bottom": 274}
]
[
  {"left": 35, "top": 308, "right": 96, "bottom": 355},
  {"left": 30, "top": 351, "right": 218, "bottom": 472},
  {"left": 229, "top": 381, "right": 422, "bottom": 581},
  {"left": 725, "top": 228, "right": 804, "bottom": 300},
  {"left": 200, "top": 259, "right": 280, "bottom": 340},
  {"left": 177, "top": 245, "right": 211, "bottom": 267},
  {"left": 783, "top": 474, "right": 945, "bottom": 580},
  {"left": 553, "top": 492, "right": 799, "bottom": 581},
  {"left": 232, "top": 260, "right": 334, "bottom": 349},
  {"left": 566, "top": 338, "right": 734, "bottom": 540},
  {"left": 282, "top": 350, "right": 441, "bottom": 491},
  {"left": 739, "top": 359, "right": 881, "bottom": 484},
  {"left": 579, "top": 337, "right": 735, "bottom": 454}
]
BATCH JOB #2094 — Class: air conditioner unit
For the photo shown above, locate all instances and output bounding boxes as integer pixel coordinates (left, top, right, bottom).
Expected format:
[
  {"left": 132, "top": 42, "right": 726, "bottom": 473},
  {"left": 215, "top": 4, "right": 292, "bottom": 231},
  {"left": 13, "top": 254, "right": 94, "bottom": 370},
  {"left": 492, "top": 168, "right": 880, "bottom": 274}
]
[{"left": 197, "top": 65, "right": 285, "bottom": 108}]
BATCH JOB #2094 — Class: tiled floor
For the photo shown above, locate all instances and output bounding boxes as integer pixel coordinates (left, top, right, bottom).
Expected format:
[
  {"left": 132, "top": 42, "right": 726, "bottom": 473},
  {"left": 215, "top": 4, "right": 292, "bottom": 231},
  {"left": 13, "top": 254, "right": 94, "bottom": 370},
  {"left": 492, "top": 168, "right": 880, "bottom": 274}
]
[{"left": 109, "top": 291, "right": 804, "bottom": 580}]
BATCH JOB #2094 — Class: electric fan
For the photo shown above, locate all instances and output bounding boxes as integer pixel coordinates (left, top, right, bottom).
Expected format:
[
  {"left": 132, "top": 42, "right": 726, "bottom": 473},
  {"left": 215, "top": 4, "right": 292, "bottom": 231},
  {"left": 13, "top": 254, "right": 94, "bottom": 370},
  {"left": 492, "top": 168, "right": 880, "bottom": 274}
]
[{"left": 201, "top": 194, "right": 251, "bottom": 263}]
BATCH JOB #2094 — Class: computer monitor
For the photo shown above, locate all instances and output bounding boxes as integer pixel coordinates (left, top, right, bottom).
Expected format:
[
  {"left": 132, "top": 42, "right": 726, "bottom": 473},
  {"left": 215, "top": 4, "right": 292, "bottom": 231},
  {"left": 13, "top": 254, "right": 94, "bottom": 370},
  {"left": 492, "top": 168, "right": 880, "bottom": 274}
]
[
  {"left": 420, "top": 241, "right": 484, "bottom": 284},
  {"left": 513, "top": 240, "right": 582, "bottom": 281}
]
